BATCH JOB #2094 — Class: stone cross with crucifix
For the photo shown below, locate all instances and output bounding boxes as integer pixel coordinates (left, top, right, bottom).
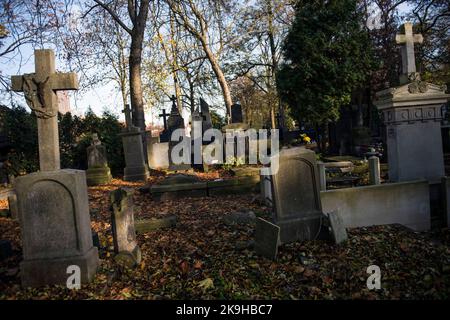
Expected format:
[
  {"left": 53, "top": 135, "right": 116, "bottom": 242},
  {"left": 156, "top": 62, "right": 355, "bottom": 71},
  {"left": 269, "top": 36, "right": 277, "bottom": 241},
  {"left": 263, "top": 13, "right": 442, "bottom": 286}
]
[
  {"left": 395, "top": 22, "right": 423, "bottom": 85},
  {"left": 11, "top": 49, "right": 78, "bottom": 171}
]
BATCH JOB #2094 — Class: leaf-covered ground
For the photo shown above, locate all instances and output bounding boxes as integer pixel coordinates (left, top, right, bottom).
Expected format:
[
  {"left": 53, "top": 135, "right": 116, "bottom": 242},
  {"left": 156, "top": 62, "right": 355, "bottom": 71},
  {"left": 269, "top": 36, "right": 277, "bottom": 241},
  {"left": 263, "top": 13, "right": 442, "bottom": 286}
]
[{"left": 0, "top": 175, "right": 449, "bottom": 300}]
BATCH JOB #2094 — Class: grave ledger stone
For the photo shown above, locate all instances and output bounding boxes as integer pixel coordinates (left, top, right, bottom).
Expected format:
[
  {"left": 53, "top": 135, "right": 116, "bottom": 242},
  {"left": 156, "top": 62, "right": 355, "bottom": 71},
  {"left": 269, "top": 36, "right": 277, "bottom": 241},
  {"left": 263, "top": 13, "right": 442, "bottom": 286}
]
[
  {"left": 375, "top": 22, "right": 449, "bottom": 182},
  {"left": 11, "top": 49, "right": 99, "bottom": 287},
  {"left": 86, "top": 133, "right": 112, "bottom": 186}
]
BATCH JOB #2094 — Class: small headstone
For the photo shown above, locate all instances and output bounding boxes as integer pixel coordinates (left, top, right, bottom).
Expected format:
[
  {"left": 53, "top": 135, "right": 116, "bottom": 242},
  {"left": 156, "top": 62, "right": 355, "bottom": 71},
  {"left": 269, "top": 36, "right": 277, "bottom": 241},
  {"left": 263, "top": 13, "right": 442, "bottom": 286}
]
[
  {"left": 86, "top": 133, "right": 112, "bottom": 186},
  {"left": 255, "top": 218, "right": 280, "bottom": 260},
  {"left": 231, "top": 103, "right": 243, "bottom": 123},
  {"left": 0, "top": 239, "right": 13, "bottom": 261},
  {"left": 327, "top": 211, "right": 348, "bottom": 245},
  {"left": 110, "top": 188, "right": 141, "bottom": 268}
]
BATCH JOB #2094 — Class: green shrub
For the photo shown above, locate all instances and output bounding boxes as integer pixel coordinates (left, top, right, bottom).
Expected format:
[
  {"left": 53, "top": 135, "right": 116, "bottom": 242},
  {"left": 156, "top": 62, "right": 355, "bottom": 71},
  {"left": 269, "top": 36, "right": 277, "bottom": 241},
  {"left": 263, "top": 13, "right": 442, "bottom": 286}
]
[{"left": 1, "top": 105, "right": 125, "bottom": 177}]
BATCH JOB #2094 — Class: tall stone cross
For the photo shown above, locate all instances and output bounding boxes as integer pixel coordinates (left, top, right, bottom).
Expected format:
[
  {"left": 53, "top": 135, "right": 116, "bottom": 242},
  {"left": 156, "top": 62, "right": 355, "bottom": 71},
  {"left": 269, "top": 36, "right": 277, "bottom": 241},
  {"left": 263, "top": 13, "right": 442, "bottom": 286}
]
[
  {"left": 123, "top": 104, "right": 133, "bottom": 129},
  {"left": 395, "top": 22, "right": 423, "bottom": 84},
  {"left": 11, "top": 49, "right": 78, "bottom": 172},
  {"left": 159, "top": 109, "right": 169, "bottom": 130}
]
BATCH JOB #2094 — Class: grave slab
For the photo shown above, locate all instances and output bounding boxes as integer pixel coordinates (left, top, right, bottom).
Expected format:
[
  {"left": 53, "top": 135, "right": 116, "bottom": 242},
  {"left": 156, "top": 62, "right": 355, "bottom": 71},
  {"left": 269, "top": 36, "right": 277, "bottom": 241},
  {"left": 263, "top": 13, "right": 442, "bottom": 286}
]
[{"left": 15, "top": 169, "right": 99, "bottom": 287}]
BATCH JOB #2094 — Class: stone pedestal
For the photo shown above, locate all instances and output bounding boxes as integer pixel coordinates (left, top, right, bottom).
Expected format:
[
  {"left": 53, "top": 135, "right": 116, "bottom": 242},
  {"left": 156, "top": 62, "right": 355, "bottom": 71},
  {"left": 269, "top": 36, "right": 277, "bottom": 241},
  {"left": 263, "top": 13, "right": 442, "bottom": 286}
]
[
  {"left": 14, "top": 169, "right": 99, "bottom": 287},
  {"left": 375, "top": 82, "right": 449, "bottom": 182},
  {"left": 86, "top": 166, "right": 112, "bottom": 185},
  {"left": 120, "top": 127, "right": 149, "bottom": 181}
]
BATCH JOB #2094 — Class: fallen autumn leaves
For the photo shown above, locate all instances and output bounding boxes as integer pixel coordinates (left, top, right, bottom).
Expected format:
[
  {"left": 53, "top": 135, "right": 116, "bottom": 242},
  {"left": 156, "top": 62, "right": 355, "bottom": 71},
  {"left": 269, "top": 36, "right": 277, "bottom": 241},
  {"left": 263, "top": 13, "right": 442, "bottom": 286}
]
[{"left": 0, "top": 177, "right": 449, "bottom": 300}]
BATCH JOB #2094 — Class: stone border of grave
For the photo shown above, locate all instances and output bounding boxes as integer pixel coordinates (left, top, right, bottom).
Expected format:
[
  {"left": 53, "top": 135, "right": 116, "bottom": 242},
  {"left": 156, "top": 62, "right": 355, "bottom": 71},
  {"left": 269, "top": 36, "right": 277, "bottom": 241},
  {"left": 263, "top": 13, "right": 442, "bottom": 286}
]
[
  {"left": 147, "top": 175, "right": 260, "bottom": 200},
  {"left": 134, "top": 215, "right": 177, "bottom": 233}
]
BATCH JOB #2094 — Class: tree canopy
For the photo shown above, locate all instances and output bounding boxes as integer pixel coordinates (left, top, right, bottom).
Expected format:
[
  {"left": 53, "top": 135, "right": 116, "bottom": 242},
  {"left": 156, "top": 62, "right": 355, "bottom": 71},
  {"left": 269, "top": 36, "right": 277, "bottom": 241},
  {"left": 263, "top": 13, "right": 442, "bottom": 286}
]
[{"left": 277, "top": 0, "right": 376, "bottom": 127}]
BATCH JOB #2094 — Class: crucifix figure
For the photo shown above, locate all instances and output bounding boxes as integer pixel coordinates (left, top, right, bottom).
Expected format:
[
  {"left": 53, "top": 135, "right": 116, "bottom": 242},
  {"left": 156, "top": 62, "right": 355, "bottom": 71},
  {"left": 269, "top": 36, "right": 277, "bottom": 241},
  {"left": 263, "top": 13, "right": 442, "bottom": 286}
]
[
  {"left": 395, "top": 22, "right": 423, "bottom": 84},
  {"left": 122, "top": 104, "right": 133, "bottom": 129},
  {"left": 11, "top": 49, "right": 78, "bottom": 171},
  {"left": 159, "top": 109, "right": 169, "bottom": 130},
  {"left": 170, "top": 95, "right": 178, "bottom": 114}
]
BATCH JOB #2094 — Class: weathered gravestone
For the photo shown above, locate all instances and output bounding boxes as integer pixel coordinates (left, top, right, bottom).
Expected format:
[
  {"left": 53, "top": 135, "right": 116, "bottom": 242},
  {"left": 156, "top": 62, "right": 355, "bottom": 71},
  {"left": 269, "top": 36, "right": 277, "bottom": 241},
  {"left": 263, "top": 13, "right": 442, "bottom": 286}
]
[
  {"left": 270, "top": 147, "right": 323, "bottom": 243},
  {"left": 11, "top": 49, "right": 99, "bottom": 287},
  {"left": 166, "top": 96, "right": 191, "bottom": 171},
  {"left": 110, "top": 188, "right": 141, "bottom": 267},
  {"left": 120, "top": 104, "right": 150, "bottom": 181},
  {"left": 375, "top": 22, "right": 449, "bottom": 182},
  {"left": 255, "top": 147, "right": 347, "bottom": 259},
  {"left": 86, "top": 133, "right": 112, "bottom": 186}
]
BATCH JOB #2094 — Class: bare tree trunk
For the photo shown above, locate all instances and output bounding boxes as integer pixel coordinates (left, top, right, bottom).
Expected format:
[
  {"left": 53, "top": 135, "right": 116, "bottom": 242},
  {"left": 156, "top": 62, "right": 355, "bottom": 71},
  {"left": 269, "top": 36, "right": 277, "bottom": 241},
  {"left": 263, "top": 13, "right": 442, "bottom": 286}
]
[
  {"left": 129, "top": 34, "right": 145, "bottom": 131},
  {"left": 169, "top": 13, "right": 183, "bottom": 113},
  {"left": 266, "top": 0, "right": 282, "bottom": 131},
  {"left": 167, "top": 0, "right": 233, "bottom": 120},
  {"left": 187, "top": 74, "right": 195, "bottom": 114},
  {"left": 202, "top": 43, "right": 232, "bottom": 118}
]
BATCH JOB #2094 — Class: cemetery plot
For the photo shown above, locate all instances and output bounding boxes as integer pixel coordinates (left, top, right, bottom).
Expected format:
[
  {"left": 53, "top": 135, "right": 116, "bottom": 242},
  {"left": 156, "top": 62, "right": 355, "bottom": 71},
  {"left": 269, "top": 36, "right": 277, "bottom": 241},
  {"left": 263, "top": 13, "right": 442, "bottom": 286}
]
[{"left": 0, "top": 176, "right": 449, "bottom": 299}]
